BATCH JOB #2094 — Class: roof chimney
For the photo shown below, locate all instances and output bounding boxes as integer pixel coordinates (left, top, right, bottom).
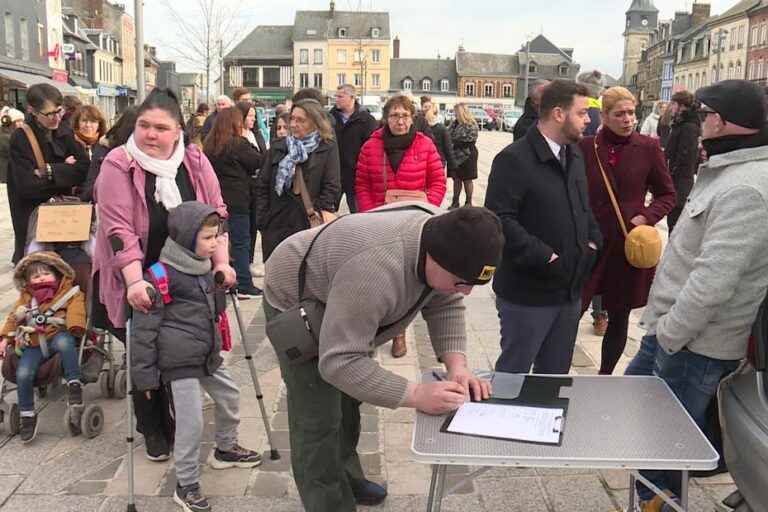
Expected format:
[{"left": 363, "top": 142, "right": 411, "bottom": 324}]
[
  {"left": 329, "top": 1, "right": 335, "bottom": 17},
  {"left": 691, "top": 2, "right": 711, "bottom": 27},
  {"left": 393, "top": 36, "right": 400, "bottom": 59}
]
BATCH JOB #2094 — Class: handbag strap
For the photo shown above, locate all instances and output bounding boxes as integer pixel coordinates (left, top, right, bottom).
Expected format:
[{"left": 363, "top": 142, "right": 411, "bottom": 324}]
[
  {"left": 21, "top": 124, "right": 46, "bottom": 171},
  {"left": 382, "top": 153, "right": 388, "bottom": 192},
  {"left": 593, "top": 139, "right": 628, "bottom": 238},
  {"left": 294, "top": 165, "right": 316, "bottom": 217},
  {"left": 297, "top": 203, "right": 436, "bottom": 300}
]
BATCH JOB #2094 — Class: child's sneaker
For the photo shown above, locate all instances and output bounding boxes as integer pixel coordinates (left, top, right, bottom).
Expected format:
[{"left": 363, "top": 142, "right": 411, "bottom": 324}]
[
  {"left": 210, "top": 443, "right": 262, "bottom": 469},
  {"left": 19, "top": 414, "right": 38, "bottom": 443},
  {"left": 173, "top": 482, "right": 210, "bottom": 512},
  {"left": 67, "top": 381, "right": 83, "bottom": 406}
]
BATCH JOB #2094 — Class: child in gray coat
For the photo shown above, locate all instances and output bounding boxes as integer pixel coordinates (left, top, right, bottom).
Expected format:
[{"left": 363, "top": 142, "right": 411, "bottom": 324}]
[{"left": 131, "top": 201, "right": 260, "bottom": 512}]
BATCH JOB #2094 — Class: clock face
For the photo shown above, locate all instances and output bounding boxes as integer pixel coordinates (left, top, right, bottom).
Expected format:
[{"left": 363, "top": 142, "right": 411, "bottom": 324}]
[{"left": 642, "top": 18, "right": 648, "bottom": 26}]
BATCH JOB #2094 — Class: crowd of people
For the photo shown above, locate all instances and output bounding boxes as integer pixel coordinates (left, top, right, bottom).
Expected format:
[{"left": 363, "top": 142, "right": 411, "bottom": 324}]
[{"left": 0, "top": 73, "right": 765, "bottom": 512}]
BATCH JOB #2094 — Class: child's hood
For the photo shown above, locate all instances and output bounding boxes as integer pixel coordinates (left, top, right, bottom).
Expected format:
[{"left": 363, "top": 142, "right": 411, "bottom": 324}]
[
  {"left": 168, "top": 201, "right": 218, "bottom": 252},
  {"left": 13, "top": 252, "right": 75, "bottom": 292}
]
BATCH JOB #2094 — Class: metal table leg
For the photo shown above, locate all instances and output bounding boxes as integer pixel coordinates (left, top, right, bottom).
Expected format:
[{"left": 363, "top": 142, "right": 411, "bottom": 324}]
[
  {"left": 426, "top": 465, "right": 439, "bottom": 512},
  {"left": 433, "top": 465, "right": 448, "bottom": 512},
  {"left": 680, "top": 470, "right": 689, "bottom": 511},
  {"left": 628, "top": 472, "right": 637, "bottom": 512}
]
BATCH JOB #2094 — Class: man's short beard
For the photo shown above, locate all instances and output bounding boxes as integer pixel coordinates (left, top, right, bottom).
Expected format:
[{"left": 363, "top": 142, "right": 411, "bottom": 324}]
[{"left": 562, "top": 115, "right": 583, "bottom": 144}]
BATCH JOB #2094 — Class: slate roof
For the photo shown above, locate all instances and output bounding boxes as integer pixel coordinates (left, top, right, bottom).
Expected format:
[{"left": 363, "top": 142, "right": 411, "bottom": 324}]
[
  {"left": 520, "top": 35, "right": 574, "bottom": 62},
  {"left": 226, "top": 25, "right": 293, "bottom": 60},
  {"left": 627, "top": 0, "right": 659, "bottom": 13},
  {"left": 389, "top": 58, "right": 457, "bottom": 91},
  {"left": 293, "top": 10, "right": 390, "bottom": 41},
  {"left": 456, "top": 52, "right": 519, "bottom": 76}
]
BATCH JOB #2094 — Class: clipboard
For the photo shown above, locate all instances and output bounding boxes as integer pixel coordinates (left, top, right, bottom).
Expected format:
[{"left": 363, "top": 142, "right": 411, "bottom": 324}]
[{"left": 439, "top": 375, "right": 573, "bottom": 446}]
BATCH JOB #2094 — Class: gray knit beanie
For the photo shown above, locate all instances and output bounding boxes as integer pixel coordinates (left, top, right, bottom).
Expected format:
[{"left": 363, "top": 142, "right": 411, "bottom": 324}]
[{"left": 577, "top": 70, "right": 605, "bottom": 99}]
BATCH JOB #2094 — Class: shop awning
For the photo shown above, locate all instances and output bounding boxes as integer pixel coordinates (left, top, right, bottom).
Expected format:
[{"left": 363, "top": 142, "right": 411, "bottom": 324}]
[
  {"left": 69, "top": 75, "right": 93, "bottom": 89},
  {"left": 0, "top": 68, "right": 79, "bottom": 95}
]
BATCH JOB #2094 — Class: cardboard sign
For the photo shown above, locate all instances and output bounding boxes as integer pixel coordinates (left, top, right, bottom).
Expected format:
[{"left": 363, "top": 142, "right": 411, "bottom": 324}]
[{"left": 35, "top": 203, "right": 93, "bottom": 242}]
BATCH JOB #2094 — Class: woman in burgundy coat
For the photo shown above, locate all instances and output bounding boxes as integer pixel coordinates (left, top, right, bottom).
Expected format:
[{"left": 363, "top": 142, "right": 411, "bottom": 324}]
[{"left": 579, "top": 87, "right": 676, "bottom": 375}]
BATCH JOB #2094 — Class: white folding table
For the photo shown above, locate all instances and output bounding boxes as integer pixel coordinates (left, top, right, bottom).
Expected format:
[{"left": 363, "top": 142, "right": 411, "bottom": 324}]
[{"left": 411, "top": 373, "right": 718, "bottom": 512}]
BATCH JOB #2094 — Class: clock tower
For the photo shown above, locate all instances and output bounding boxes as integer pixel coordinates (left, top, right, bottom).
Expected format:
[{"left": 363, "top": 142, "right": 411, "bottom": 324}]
[{"left": 622, "top": 0, "right": 659, "bottom": 88}]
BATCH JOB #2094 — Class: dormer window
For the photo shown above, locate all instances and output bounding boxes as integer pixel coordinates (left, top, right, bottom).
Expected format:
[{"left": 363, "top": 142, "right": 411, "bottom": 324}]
[
  {"left": 338, "top": 27, "right": 347, "bottom": 38},
  {"left": 371, "top": 27, "right": 380, "bottom": 38}
]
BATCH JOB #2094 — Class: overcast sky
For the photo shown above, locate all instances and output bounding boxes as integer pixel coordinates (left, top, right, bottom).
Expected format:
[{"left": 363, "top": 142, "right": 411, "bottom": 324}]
[{"left": 129, "top": 0, "right": 736, "bottom": 78}]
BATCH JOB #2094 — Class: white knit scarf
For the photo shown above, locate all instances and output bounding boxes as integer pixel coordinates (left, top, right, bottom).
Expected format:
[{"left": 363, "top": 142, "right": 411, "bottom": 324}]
[{"left": 125, "top": 134, "right": 186, "bottom": 209}]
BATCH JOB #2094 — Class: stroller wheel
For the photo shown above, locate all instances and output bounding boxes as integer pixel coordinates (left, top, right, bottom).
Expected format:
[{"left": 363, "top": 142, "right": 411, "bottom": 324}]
[
  {"left": 98, "top": 371, "right": 113, "bottom": 399},
  {"left": 81, "top": 405, "right": 104, "bottom": 439},
  {"left": 64, "top": 406, "right": 82, "bottom": 437},
  {"left": 113, "top": 370, "right": 127, "bottom": 400},
  {"left": 8, "top": 404, "right": 20, "bottom": 435},
  {"left": 38, "top": 385, "right": 48, "bottom": 399}
]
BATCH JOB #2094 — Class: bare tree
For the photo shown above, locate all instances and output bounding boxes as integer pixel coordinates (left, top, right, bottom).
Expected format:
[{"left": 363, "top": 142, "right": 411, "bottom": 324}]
[{"left": 158, "top": 0, "right": 248, "bottom": 103}]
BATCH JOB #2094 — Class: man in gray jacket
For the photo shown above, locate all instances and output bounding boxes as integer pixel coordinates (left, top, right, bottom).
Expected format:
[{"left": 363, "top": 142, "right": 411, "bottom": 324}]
[
  {"left": 263, "top": 204, "right": 504, "bottom": 512},
  {"left": 627, "top": 80, "right": 768, "bottom": 511}
]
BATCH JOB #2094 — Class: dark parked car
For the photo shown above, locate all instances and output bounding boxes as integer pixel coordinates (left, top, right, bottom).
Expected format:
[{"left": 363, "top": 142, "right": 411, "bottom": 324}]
[{"left": 718, "top": 291, "right": 768, "bottom": 512}]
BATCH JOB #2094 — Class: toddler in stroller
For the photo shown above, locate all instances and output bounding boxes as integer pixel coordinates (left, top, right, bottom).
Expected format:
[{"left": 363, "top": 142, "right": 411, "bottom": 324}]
[{"left": 0, "top": 252, "right": 102, "bottom": 442}]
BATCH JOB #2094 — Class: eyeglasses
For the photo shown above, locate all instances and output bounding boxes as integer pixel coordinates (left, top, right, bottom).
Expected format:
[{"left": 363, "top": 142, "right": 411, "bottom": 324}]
[
  {"left": 388, "top": 113, "right": 412, "bottom": 122},
  {"left": 36, "top": 107, "right": 64, "bottom": 119},
  {"left": 697, "top": 109, "right": 719, "bottom": 123}
]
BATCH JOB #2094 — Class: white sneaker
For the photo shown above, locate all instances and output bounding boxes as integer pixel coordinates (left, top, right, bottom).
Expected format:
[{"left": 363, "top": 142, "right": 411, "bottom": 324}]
[{"left": 250, "top": 263, "right": 265, "bottom": 277}]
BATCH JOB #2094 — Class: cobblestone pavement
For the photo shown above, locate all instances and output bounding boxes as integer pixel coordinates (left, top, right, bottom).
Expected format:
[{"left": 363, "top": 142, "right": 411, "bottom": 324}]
[{"left": 0, "top": 132, "right": 737, "bottom": 511}]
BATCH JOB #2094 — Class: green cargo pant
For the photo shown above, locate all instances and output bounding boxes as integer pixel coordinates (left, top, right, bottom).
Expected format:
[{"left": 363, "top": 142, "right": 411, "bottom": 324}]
[{"left": 264, "top": 300, "right": 365, "bottom": 512}]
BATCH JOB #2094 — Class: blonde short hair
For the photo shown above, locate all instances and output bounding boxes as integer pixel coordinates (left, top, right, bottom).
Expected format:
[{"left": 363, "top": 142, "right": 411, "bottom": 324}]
[
  {"left": 601, "top": 87, "right": 637, "bottom": 114},
  {"left": 292, "top": 99, "right": 334, "bottom": 142}
]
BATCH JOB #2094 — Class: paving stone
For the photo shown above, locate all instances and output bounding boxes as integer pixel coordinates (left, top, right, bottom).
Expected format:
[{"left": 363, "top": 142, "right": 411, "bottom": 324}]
[
  {"left": 0, "top": 495, "right": 105, "bottom": 512},
  {"left": 611, "top": 482, "right": 722, "bottom": 512},
  {"left": 360, "top": 403, "right": 378, "bottom": 415},
  {"left": 271, "top": 412, "right": 289, "bottom": 430},
  {"left": 200, "top": 463, "right": 251, "bottom": 496},
  {"left": 536, "top": 467, "right": 597, "bottom": 476},
  {"left": 541, "top": 474, "right": 615, "bottom": 512},
  {"left": 248, "top": 471, "right": 294, "bottom": 498},
  {"left": 475, "top": 475, "right": 550, "bottom": 511},
  {"left": 17, "top": 446, "right": 113, "bottom": 494},
  {"left": 475, "top": 466, "right": 538, "bottom": 479},
  {"left": 383, "top": 423, "right": 412, "bottom": 464},
  {"left": 82, "top": 459, "right": 123, "bottom": 481},
  {"left": 693, "top": 471, "right": 735, "bottom": 486},
  {"left": 0, "top": 476, "right": 23, "bottom": 507},
  {"left": 360, "top": 413, "right": 378, "bottom": 432},
  {"left": 385, "top": 461, "right": 432, "bottom": 495},
  {"left": 571, "top": 344, "right": 595, "bottom": 368},
  {"left": 600, "top": 468, "right": 631, "bottom": 490},
  {"left": 258, "top": 450, "right": 293, "bottom": 472},
  {"left": 104, "top": 446, "right": 171, "bottom": 496},
  {"left": 360, "top": 452, "right": 383, "bottom": 476},
  {"left": 357, "top": 432, "right": 380, "bottom": 453},
  {"left": 380, "top": 407, "right": 415, "bottom": 424},
  {"left": 65, "top": 480, "right": 108, "bottom": 495},
  {"left": 373, "top": 494, "right": 487, "bottom": 512},
  {"left": 0, "top": 434, "right": 61, "bottom": 475}
]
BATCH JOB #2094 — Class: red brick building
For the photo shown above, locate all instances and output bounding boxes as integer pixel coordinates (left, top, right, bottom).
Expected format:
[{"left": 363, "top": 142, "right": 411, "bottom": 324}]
[{"left": 747, "top": 1, "right": 768, "bottom": 85}]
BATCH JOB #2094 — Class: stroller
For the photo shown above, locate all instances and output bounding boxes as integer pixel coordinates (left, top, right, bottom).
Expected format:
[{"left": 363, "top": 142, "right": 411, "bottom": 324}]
[{"left": 0, "top": 198, "right": 118, "bottom": 439}]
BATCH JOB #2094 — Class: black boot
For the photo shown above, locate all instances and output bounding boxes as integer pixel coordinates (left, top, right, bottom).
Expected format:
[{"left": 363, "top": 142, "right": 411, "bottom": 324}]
[{"left": 67, "top": 381, "right": 83, "bottom": 406}]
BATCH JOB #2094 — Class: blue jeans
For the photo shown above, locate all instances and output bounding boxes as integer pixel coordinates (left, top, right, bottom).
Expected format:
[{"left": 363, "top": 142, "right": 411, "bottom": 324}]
[
  {"left": 228, "top": 213, "right": 256, "bottom": 291},
  {"left": 636, "top": 346, "right": 740, "bottom": 501},
  {"left": 16, "top": 332, "right": 81, "bottom": 413},
  {"left": 625, "top": 334, "right": 659, "bottom": 376}
]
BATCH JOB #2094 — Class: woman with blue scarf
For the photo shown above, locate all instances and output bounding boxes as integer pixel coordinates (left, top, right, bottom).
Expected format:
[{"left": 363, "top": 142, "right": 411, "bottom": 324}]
[{"left": 254, "top": 99, "right": 341, "bottom": 261}]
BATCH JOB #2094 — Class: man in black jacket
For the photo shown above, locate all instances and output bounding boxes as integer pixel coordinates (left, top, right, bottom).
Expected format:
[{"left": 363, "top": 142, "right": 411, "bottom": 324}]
[
  {"left": 8, "top": 84, "right": 88, "bottom": 264},
  {"left": 330, "top": 84, "right": 378, "bottom": 213},
  {"left": 485, "top": 80, "right": 602, "bottom": 374},
  {"left": 665, "top": 90, "right": 701, "bottom": 233},
  {"left": 513, "top": 80, "right": 550, "bottom": 141}
]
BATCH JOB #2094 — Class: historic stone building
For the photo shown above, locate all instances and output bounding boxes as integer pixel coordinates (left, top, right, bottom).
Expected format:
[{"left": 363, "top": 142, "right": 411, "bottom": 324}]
[{"left": 623, "top": 0, "right": 659, "bottom": 92}]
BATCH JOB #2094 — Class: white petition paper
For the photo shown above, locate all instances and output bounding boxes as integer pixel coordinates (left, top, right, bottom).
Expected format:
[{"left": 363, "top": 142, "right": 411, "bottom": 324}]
[{"left": 447, "top": 402, "right": 564, "bottom": 444}]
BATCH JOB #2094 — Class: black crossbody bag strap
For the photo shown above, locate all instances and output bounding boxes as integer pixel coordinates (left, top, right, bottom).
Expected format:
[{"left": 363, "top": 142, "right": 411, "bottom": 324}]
[{"left": 297, "top": 204, "right": 437, "bottom": 301}]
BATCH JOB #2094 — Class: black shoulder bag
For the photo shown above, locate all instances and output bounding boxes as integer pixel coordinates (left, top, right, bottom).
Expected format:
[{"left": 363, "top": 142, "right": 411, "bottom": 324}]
[{"left": 265, "top": 205, "right": 435, "bottom": 367}]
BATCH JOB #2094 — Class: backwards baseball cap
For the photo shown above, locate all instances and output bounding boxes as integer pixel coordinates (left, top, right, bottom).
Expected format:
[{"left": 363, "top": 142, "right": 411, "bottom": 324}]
[
  {"left": 421, "top": 207, "right": 504, "bottom": 285},
  {"left": 696, "top": 80, "right": 766, "bottom": 130}
]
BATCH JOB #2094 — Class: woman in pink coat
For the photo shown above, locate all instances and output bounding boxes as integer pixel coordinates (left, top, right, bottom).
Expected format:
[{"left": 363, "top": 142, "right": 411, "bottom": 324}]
[{"left": 355, "top": 94, "right": 446, "bottom": 357}]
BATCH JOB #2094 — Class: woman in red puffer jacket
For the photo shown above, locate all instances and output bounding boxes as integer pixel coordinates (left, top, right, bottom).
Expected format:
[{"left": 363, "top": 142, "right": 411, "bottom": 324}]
[{"left": 355, "top": 95, "right": 446, "bottom": 213}]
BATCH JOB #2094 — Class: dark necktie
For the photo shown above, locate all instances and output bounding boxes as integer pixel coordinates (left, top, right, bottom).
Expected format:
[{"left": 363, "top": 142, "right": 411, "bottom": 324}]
[{"left": 558, "top": 145, "right": 567, "bottom": 169}]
